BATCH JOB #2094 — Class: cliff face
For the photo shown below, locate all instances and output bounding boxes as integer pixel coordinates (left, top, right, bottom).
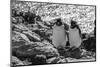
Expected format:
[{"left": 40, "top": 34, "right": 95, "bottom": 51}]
[{"left": 11, "top": 1, "right": 96, "bottom": 66}]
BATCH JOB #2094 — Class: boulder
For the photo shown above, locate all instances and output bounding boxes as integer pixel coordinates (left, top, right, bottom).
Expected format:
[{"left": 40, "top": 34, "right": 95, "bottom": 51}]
[
  {"left": 46, "top": 56, "right": 68, "bottom": 64},
  {"left": 34, "top": 45, "right": 59, "bottom": 58},
  {"left": 82, "top": 37, "right": 96, "bottom": 52},
  {"left": 32, "top": 54, "right": 47, "bottom": 65},
  {"left": 23, "top": 31, "right": 41, "bottom": 42},
  {"left": 46, "top": 57, "right": 59, "bottom": 64},
  {"left": 12, "top": 31, "right": 31, "bottom": 43},
  {"left": 12, "top": 42, "right": 59, "bottom": 64},
  {"left": 58, "top": 47, "right": 82, "bottom": 59},
  {"left": 11, "top": 56, "right": 24, "bottom": 66}
]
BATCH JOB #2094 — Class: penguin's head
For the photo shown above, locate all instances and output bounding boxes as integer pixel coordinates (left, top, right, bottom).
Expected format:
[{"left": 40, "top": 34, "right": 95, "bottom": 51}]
[
  {"left": 71, "top": 20, "right": 77, "bottom": 29},
  {"left": 55, "top": 18, "right": 63, "bottom": 26}
]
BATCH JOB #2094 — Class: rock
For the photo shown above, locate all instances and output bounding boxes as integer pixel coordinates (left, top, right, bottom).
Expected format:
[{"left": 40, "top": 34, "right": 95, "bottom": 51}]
[
  {"left": 32, "top": 54, "right": 47, "bottom": 65},
  {"left": 12, "top": 31, "right": 28, "bottom": 48},
  {"left": 81, "top": 49, "right": 96, "bottom": 59},
  {"left": 46, "top": 56, "right": 68, "bottom": 64},
  {"left": 44, "top": 21, "right": 53, "bottom": 28},
  {"left": 57, "top": 47, "right": 82, "bottom": 59},
  {"left": 66, "top": 48, "right": 82, "bottom": 59},
  {"left": 12, "top": 30, "right": 41, "bottom": 44},
  {"left": 27, "top": 24, "right": 39, "bottom": 31},
  {"left": 12, "top": 40, "right": 26, "bottom": 48},
  {"left": 34, "top": 45, "right": 59, "bottom": 58},
  {"left": 36, "top": 21, "right": 49, "bottom": 29},
  {"left": 46, "top": 57, "right": 59, "bottom": 64},
  {"left": 45, "top": 29, "right": 53, "bottom": 35},
  {"left": 23, "top": 31, "right": 41, "bottom": 42},
  {"left": 82, "top": 37, "right": 96, "bottom": 52},
  {"left": 22, "top": 59, "right": 32, "bottom": 65},
  {"left": 66, "top": 57, "right": 95, "bottom": 62},
  {"left": 12, "top": 42, "right": 59, "bottom": 64},
  {"left": 33, "top": 30, "right": 46, "bottom": 37},
  {"left": 42, "top": 40, "right": 53, "bottom": 47},
  {"left": 57, "top": 48, "right": 67, "bottom": 56},
  {"left": 12, "top": 45, "right": 37, "bottom": 62},
  {"left": 13, "top": 23, "right": 29, "bottom": 31},
  {"left": 57, "top": 56, "right": 68, "bottom": 63},
  {"left": 33, "top": 29, "right": 52, "bottom": 42},
  {"left": 12, "top": 17, "right": 18, "bottom": 24},
  {"left": 11, "top": 56, "right": 24, "bottom": 66},
  {"left": 34, "top": 42, "right": 46, "bottom": 47},
  {"left": 12, "top": 31, "right": 31, "bottom": 43},
  {"left": 57, "top": 58, "right": 68, "bottom": 63}
]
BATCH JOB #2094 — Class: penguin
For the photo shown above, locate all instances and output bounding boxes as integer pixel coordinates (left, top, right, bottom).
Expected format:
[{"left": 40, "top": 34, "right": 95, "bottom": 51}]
[
  {"left": 68, "top": 20, "right": 82, "bottom": 49},
  {"left": 52, "top": 18, "right": 68, "bottom": 49}
]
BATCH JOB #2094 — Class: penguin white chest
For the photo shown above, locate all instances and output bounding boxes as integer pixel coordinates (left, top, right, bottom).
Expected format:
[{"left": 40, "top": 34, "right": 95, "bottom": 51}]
[{"left": 52, "top": 26, "right": 66, "bottom": 48}]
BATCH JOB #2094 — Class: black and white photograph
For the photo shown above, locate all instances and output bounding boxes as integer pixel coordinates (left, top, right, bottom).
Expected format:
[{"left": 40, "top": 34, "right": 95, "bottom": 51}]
[{"left": 11, "top": 0, "right": 96, "bottom": 66}]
